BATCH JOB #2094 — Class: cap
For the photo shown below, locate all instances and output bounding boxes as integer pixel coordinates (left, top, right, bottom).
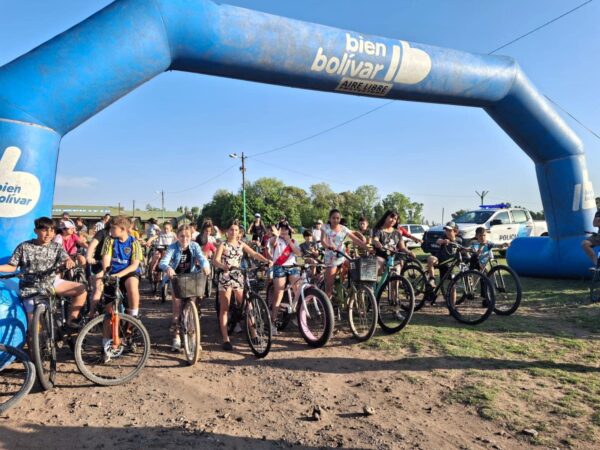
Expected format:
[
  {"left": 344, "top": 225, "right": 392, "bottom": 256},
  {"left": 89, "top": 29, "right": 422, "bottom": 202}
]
[
  {"left": 61, "top": 220, "right": 76, "bottom": 230},
  {"left": 443, "top": 221, "right": 457, "bottom": 231},
  {"left": 255, "top": 213, "right": 261, "bottom": 218},
  {"left": 316, "top": 219, "right": 323, "bottom": 225}
]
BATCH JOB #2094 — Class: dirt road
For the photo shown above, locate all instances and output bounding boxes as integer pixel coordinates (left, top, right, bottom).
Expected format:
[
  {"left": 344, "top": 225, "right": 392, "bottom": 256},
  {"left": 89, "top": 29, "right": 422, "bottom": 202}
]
[{"left": 1, "top": 284, "right": 541, "bottom": 449}]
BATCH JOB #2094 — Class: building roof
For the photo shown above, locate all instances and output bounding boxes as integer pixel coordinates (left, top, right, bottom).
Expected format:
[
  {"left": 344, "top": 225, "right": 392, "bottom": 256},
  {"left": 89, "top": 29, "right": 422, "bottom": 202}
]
[{"left": 53, "top": 204, "right": 185, "bottom": 222}]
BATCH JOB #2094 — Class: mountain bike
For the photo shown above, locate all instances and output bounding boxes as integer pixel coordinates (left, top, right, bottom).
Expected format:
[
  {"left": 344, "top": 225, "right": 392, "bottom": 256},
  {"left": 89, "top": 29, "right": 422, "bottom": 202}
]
[
  {"left": 420, "top": 242, "right": 496, "bottom": 325},
  {"left": 321, "top": 251, "right": 379, "bottom": 342},
  {"left": 15, "top": 265, "right": 86, "bottom": 390},
  {"left": 0, "top": 344, "right": 36, "bottom": 414},
  {"left": 267, "top": 264, "right": 334, "bottom": 348},
  {"left": 373, "top": 251, "right": 415, "bottom": 334},
  {"left": 170, "top": 273, "right": 203, "bottom": 365},
  {"left": 479, "top": 250, "right": 522, "bottom": 315},
  {"left": 74, "top": 275, "right": 150, "bottom": 385},
  {"left": 224, "top": 266, "right": 272, "bottom": 358}
]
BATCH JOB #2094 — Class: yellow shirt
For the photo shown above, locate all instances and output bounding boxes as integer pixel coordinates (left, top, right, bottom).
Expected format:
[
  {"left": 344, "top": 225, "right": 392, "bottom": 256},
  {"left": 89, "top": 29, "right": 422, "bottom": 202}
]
[{"left": 130, "top": 230, "right": 140, "bottom": 240}]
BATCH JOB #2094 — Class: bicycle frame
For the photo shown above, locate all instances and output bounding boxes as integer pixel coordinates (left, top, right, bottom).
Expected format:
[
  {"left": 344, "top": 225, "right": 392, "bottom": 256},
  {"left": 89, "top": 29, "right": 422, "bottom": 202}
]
[
  {"left": 280, "top": 265, "right": 322, "bottom": 319},
  {"left": 101, "top": 276, "right": 126, "bottom": 350}
]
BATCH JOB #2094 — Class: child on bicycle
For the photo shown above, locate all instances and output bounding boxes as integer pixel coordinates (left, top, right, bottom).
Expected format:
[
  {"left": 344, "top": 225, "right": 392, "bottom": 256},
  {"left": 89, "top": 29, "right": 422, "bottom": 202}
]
[
  {"left": 372, "top": 210, "right": 403, "bottom": 273},
  {"left": 55, "top": 219, "right": 88, "bottom": 266},
  {"left": 101, "top": 216, "right": 144, "bottom": 319},
  {"left": 426, "top": 221, "right": 463, "bottom": 287},
  {"left": 321, "top": 209, "right": 369, "bottom": 300},
  {"left": 159, "top": 225, "right": 210, "bottom": 351},
  {"left": 146, "top": 222, "right": 177, "bottom": 281},
  {"left": 469, "top": 227, "right": 497, "bottom": 271},
  {"left": 213, "top": 219, "right": 271, "bottom": 351},
  {"left": 0, "top": 217, "right": 87, "bottom": 331},
  {"left": 269, "top": 221, "right": 302, "bottom": 334}
]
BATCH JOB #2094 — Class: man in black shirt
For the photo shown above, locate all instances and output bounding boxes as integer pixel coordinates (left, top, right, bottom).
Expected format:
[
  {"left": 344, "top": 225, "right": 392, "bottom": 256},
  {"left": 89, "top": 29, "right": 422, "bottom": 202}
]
[{"left": 582, "top": 197, "right": 600, "bottom": 266}]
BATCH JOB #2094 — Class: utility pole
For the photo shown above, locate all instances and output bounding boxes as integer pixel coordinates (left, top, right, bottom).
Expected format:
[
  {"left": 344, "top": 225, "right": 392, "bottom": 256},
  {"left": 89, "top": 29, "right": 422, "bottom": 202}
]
[
  {"left": 229, "top": 152, "right": 247, "bottom": 229},
  {"left": 132, "top": 200, "right": 135, "bottom": 218},
  {"left": 118, "top": 202, "right": 121, "bottom": 215},
  {"left": 160, "top": 190, "right": 165, "bottom": 223},
  {"left": 475, "top": 190, "right": 489, "bottom": 206}
]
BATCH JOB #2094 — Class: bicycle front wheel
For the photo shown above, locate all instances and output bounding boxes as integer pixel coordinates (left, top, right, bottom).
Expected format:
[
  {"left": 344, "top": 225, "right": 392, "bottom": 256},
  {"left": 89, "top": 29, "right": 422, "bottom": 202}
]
[
  {"left": 401, "top": 263, "right": 427, "bottom": 311},
  {"left": 488, "top": 265, "right": 522, "bottom": 315},
  {"left": 348, "top": 284, "right": 378, "bottom": 342},
  {"left": 32, "top": 304, "right": 57, "bottom": 390},
  {"left": 297, "top": 287, "right": 334, "bottom": 348},
  {"left": 446, "top": 270, "right": 495, "bottom": 325},
  {"left": 245, "top": 293, "right": 272, "bottom": 358},
  {"left": 377, "top": 275, "right": 415, "bottom": 334},
  {"left": 75, "top": 313, "right": 151, "bottom": 386},
  {"left": 181, "top": 300, "right": 201, "bottom": 365},
  {"left": 0, "top": 344, "right": 36, "bottom": 414}
]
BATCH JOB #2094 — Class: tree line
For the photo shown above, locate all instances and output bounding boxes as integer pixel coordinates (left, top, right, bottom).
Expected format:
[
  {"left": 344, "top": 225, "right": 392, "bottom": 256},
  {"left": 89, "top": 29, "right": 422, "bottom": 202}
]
[{"left": 197, "top": 178, "right": 424, "bottom": 229}]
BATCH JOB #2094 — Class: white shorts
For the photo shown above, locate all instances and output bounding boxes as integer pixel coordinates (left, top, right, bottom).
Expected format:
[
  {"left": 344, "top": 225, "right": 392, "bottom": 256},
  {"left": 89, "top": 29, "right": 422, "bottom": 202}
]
[{"left": 22, "top": 276, "right": 65, "bottom": 314}]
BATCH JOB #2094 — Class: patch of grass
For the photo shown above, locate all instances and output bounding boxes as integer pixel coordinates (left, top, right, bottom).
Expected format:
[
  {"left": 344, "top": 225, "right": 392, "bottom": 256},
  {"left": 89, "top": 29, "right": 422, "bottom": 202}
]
[
  {"left": 366, "top": 273, "right": 600, "bottom": 445},
  {"left": 445, "top": 383, "right": 502, "bottom": 420}
]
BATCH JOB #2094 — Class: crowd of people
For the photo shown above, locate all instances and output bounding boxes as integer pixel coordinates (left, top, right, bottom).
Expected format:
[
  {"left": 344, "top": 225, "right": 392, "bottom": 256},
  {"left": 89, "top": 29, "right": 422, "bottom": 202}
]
[{"left": 3, "top": 199, "right": 599, "bottom": 358}]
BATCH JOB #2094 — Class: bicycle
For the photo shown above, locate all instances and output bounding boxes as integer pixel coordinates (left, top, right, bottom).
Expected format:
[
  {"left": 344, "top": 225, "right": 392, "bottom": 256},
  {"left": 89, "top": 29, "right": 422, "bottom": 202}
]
[
  {"left": 321, "top": 251, "right": 379, "bottom": 342},
  {"left": 223, "top": 266, "right": 272, "bottom": 358},
  {"left": 419, "top": 242, "right": 496, "bottom": 325},
  {"left": 586, "top": 232, "right": 600, "bottom": 303},
  {"left": 0, "top": 344, "right": 36, "bottom": 414},
  {"left": 170, "top": 273, "right": 203, "bottom": 365},
  {"left": 74, "top": 275, "right": 151, "bottom": 385},
  {"left": 266, "top": 263, "right": 334, "bottom": 348},
  {"left": 22, "top": 265, "right": 86, "bottom": 390},
  {"left": 372, "top": 251, "right": 415, "bottom": 334},
  {"left": 147, "top": 244, "right": 167, "bottom": 297},
  {"left": 478, "top": 248, "right": 522, "bottom": 315}
]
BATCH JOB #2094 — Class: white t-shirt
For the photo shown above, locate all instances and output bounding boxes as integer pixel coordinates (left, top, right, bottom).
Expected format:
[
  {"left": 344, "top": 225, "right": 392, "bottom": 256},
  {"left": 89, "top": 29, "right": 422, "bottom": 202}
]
[
  {"left": 146, "top": 223, "right": 161, "bottom": 239},
  {"left": 157, "top": 231, "right": 177, "bottom": 246},
  {"left": 272, "top": 238, "right": 297, "bottom": 266},
  {"left": 312, "top": 228, "right": 322, "bottom": 243},
  {"left": 191, "top": 231, "right": 200, "bottom": 240},
  {"left": 94, "top": 221, "right": 106, "bottom": 233}
]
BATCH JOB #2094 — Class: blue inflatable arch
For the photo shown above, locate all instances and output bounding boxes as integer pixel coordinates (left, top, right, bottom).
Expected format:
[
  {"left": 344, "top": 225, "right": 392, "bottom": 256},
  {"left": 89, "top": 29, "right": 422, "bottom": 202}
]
[{"left": 0, "top": 0, "right": 595, "bottom": 278}]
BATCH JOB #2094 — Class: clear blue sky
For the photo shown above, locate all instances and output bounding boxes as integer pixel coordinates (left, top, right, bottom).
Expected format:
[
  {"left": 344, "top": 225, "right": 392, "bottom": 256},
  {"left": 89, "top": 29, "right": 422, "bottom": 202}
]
[{"left": 1, "top": 0, "right": 598, "bottom": 223}]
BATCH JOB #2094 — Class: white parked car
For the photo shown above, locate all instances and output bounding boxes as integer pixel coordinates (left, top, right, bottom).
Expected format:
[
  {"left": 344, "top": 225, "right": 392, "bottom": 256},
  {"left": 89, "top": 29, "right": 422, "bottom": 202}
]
[{"left": 399, "top": 224, "right": 429, "bottom": 248}]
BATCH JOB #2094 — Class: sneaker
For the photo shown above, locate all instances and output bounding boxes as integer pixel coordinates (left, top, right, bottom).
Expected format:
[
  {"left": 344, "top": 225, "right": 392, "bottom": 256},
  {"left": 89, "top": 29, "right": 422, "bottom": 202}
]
[
  {"left": 171, "top": 336, "right": 182, "bottom": 352},
  {"left": 271, "top": 325, "right": 278, "bottom": 336},
  {"left": 222, "top": 341, "right": 233, "bottom": 351},
  {"left": 234, "top": 323, "right": 243, "bottom": 334},
  {"left": 427, "top": 278, "right": 436, "bottom": 288}
]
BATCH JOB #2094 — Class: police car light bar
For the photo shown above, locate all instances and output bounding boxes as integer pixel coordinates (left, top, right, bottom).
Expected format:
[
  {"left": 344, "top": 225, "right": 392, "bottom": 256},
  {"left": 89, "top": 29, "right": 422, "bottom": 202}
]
[{"left": 480, "top": 203, "right": 511, "bottom": 209}]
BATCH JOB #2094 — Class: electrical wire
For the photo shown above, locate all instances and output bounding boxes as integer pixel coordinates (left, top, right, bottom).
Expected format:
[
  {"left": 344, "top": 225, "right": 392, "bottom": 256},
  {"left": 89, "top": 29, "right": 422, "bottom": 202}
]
[
  {"left": 487, "top": 0, "right": 593, "bottom": 55},
  {"left": 166, "top": 163, "right": 238, "bottom": 195}
]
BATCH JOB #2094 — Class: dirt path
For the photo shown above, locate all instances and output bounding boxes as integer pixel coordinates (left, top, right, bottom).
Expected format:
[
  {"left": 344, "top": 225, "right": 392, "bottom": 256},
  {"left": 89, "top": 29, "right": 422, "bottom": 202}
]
[{"left": 0, "top": 284, "right": 545, "bottom": 449}]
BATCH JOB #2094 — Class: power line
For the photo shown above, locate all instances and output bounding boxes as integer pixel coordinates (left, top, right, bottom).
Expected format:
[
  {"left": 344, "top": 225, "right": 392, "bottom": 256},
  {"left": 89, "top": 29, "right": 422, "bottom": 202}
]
[
  {"left": 166, "top": 163, "right": 238, "bottom": 195},
  {"left": 252, "top": 158, "right": 353, "bottom": 188},
  {"left": 248, "top": 101, "right": 393, "bottom": 158},
  {"left": 487, "top": 0, "right": 593, "bottom": 55},
  {"left": 544, "top": 95, "right": 600, "bottom": 140}
]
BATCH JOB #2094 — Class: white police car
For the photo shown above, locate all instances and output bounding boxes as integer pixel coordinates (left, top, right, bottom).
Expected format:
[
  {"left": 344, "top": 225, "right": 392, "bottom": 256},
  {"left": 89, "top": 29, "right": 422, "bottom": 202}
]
[{"left": 422, "top": 204, "right": 548, "bottom": 253}]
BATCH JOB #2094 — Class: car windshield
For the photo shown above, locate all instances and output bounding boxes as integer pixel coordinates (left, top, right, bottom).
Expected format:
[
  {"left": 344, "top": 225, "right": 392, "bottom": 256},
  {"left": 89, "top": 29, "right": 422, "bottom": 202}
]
[{"left": 453, "top": 211, "right": 494, "bottom": 224}]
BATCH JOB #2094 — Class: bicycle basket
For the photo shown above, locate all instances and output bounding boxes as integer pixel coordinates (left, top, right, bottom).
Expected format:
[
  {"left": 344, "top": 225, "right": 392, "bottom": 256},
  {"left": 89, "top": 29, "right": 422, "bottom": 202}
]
[
  {"left": 349, "top": 256, "right": 378, "bottom": 282},
  {"left": 172, "top": 272, "right": 203, "bottom": 299}
]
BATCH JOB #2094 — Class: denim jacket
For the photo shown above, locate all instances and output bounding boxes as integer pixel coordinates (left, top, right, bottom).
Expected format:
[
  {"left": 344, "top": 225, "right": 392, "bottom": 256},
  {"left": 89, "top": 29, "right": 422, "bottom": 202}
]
[{"left": 158, "top": 241, "right": 208, "bottom": 273}]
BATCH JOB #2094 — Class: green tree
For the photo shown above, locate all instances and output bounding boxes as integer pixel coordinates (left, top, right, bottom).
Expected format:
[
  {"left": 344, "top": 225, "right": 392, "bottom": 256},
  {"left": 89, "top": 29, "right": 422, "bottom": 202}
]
[
  {"left": 451, "top": 209, "right": 468, "bottom": 220},
  {"left": 354, "top": 185, "right": 379, "bottom": 223}
]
